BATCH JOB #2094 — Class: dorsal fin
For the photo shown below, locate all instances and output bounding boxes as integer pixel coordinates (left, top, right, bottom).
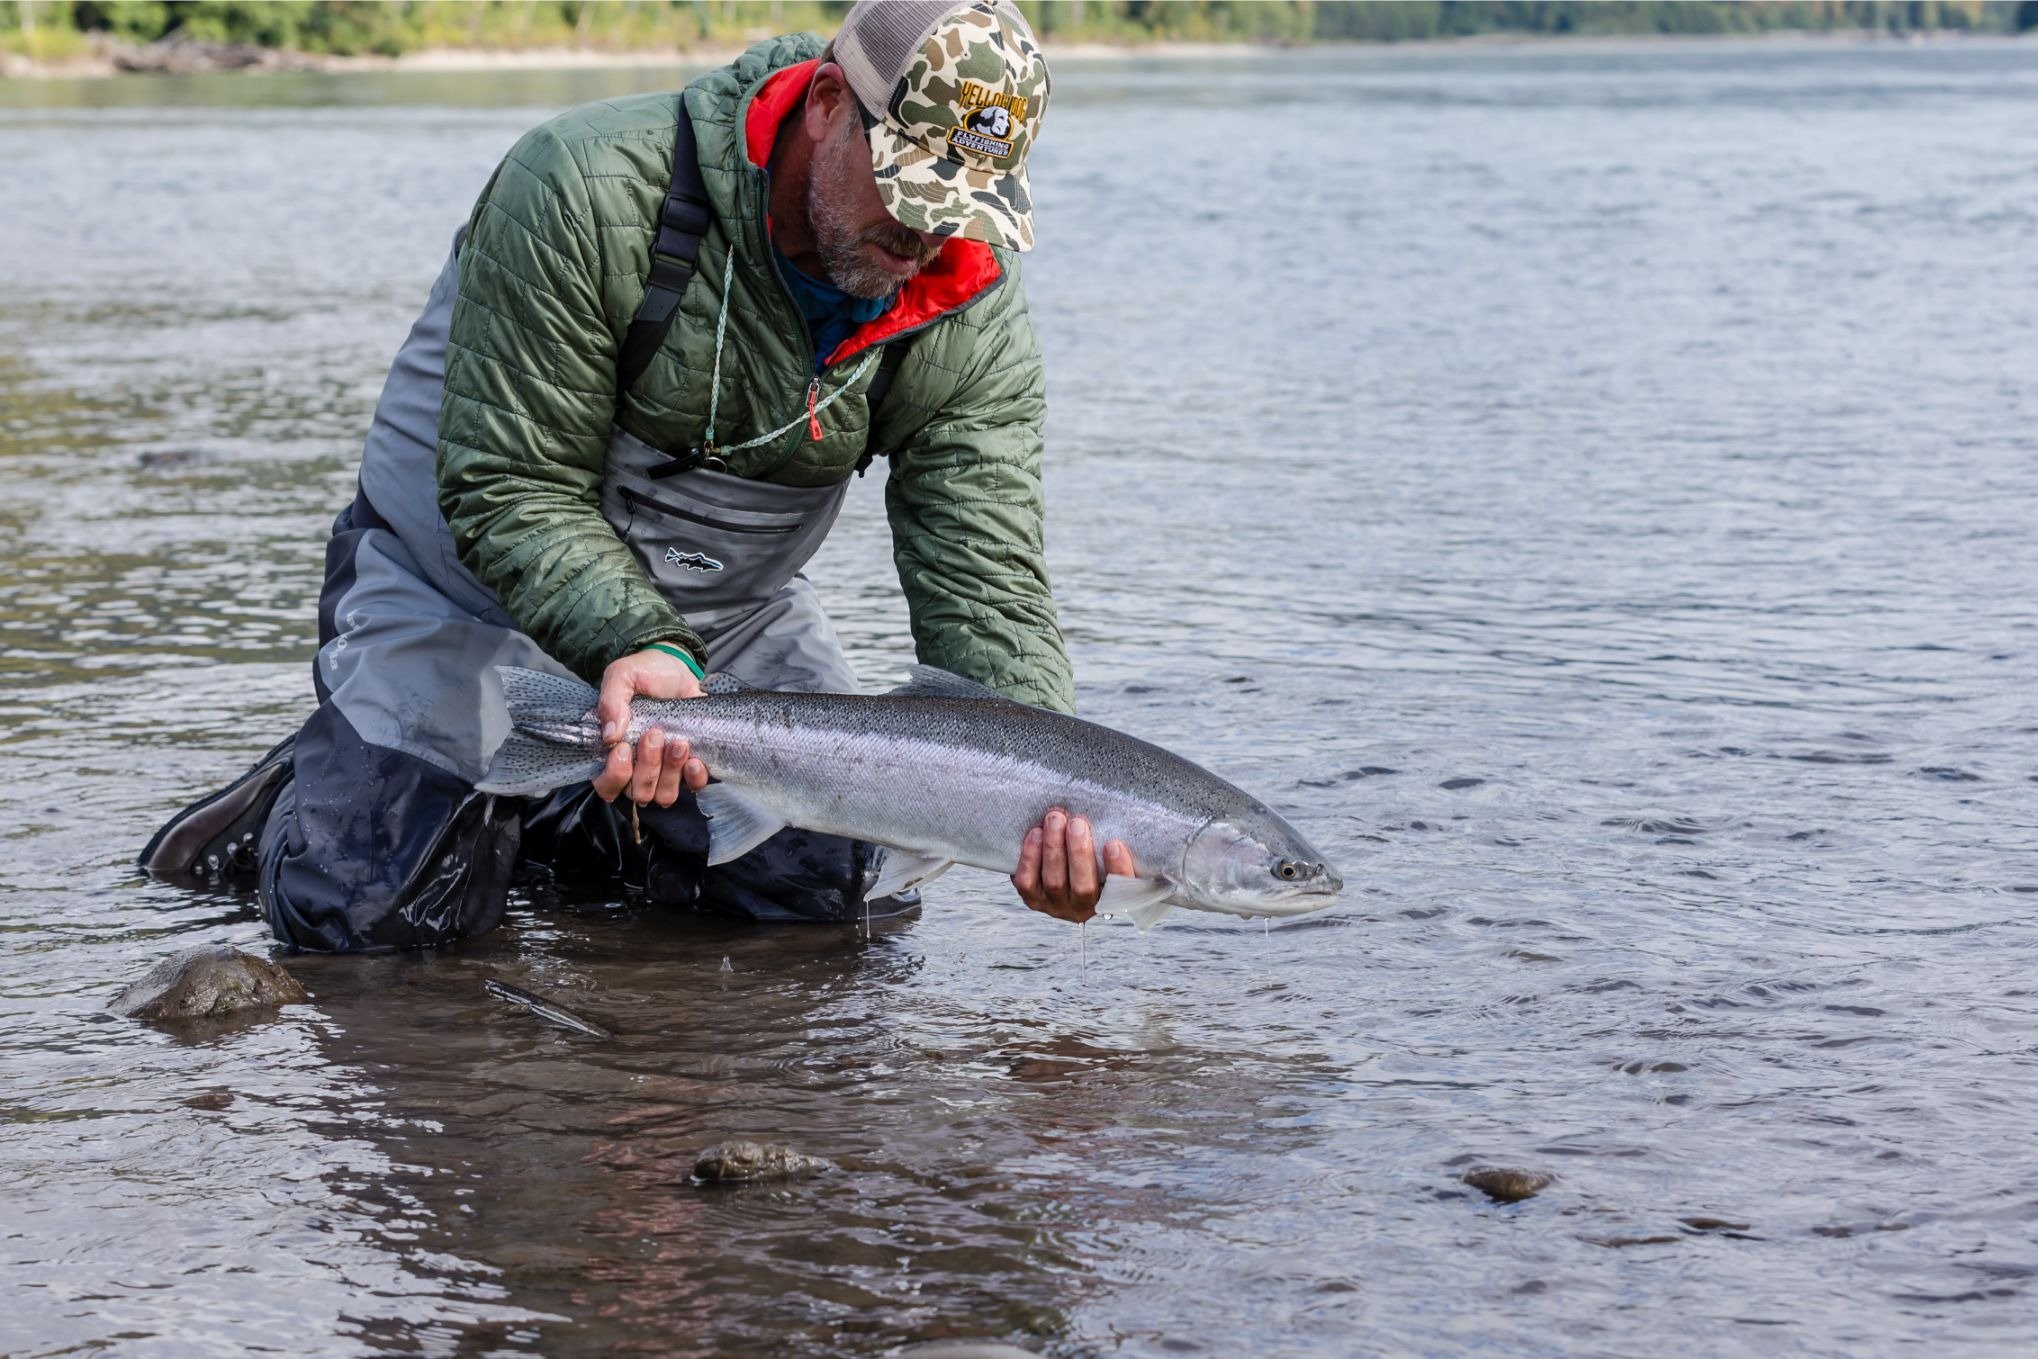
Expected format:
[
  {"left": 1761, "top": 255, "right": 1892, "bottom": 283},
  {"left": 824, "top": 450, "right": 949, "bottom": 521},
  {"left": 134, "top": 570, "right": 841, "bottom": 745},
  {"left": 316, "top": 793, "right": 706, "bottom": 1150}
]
[
  {"left": 886, "top": 665, "right": 1011, "bottom": 702},
  {"left": 704, "top": 671, "right": 755, "bottom": 696}
]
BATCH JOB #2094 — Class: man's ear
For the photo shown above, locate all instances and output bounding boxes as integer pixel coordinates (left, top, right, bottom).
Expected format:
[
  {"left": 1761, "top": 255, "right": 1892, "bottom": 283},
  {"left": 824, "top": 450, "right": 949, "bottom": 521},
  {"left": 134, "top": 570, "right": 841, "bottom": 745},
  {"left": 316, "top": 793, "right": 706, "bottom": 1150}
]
[{"left": 803, "top": 62, "right": 857, "bottom": 141}]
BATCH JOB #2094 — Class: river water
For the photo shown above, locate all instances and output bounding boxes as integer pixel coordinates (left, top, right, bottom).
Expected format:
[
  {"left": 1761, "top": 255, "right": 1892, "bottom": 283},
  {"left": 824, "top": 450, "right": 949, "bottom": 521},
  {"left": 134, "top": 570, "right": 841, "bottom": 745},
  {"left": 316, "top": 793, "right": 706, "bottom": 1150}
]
[{"left": 3, "top": 38, "right": 2037, "bottom": 1358}]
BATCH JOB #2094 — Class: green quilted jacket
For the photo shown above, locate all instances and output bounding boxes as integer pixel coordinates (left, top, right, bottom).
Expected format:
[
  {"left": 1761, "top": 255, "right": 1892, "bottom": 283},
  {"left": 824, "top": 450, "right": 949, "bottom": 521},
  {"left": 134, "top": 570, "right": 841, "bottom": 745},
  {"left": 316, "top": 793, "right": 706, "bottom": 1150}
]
[{"left": 436, "top": 33, "right": 1074, "bottom": 711}]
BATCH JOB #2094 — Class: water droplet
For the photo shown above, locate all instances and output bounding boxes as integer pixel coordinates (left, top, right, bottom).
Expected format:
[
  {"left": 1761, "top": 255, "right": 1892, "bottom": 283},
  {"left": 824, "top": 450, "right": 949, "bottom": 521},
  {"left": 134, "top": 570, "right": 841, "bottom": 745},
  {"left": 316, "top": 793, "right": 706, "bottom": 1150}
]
[{"left": 719, "top": 956, "right": 732, "bottom": 973}]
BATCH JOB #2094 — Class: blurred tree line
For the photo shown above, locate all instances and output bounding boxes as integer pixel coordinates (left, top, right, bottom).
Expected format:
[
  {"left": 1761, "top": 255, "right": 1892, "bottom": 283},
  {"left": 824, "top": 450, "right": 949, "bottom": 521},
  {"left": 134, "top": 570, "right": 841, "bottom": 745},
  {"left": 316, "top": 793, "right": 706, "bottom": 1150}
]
[{"left": 4, "top": 0, "right": 2032, "bottom": 61}]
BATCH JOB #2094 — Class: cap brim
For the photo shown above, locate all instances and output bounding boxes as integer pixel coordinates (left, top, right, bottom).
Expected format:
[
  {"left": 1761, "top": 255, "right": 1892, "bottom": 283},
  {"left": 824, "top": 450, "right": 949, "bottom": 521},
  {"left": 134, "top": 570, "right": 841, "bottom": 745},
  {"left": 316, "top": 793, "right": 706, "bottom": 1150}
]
[{"left": 867, "top": 118, "right": 1035, "bottom": 253}]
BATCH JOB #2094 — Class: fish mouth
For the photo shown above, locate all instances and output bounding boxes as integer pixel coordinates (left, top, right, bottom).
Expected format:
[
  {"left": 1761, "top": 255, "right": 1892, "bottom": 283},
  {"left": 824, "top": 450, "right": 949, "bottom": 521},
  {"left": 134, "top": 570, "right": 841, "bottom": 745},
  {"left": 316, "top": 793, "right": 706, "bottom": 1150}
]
[{"left": 1249, "top": 885, "right": 1343, "bottom": 917}]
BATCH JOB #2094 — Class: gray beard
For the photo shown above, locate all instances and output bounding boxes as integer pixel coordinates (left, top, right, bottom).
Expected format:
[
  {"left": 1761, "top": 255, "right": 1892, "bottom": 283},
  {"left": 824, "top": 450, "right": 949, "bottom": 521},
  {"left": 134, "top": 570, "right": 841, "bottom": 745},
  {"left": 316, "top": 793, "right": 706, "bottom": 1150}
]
[{"left": 806, "top": 166, "right": 926, "bottom": 300}]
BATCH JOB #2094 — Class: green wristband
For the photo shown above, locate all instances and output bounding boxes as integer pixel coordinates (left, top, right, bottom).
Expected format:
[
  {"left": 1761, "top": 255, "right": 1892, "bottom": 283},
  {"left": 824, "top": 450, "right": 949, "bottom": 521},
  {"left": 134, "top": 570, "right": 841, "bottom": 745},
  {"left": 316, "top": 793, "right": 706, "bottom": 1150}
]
[{"left": 647, "top": 642, "right": 705, "bottom": 680}]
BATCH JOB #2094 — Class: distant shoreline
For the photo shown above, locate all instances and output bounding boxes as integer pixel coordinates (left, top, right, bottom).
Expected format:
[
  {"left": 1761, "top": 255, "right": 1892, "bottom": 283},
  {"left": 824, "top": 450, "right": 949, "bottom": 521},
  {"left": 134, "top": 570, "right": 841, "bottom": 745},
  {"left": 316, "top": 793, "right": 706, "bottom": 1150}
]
[{"left": 2, "top": 28, "right": 2029, "bottom": 81}]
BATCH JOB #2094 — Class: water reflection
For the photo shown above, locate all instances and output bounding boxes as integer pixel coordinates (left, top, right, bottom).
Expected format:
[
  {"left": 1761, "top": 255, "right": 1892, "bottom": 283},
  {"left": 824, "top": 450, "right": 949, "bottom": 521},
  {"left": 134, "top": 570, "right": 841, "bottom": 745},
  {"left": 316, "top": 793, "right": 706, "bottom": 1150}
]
[{"left": 5, "top": 37, "right": 2038, "bottom": 1359}]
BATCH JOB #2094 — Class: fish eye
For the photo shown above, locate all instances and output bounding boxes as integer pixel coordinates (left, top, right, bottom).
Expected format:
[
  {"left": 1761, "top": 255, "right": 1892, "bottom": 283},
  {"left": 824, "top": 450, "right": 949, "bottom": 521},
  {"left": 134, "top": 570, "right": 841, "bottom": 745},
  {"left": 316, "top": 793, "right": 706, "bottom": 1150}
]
[{"left": 1276, "top": 860, "right": 1302, "bottom": 881}]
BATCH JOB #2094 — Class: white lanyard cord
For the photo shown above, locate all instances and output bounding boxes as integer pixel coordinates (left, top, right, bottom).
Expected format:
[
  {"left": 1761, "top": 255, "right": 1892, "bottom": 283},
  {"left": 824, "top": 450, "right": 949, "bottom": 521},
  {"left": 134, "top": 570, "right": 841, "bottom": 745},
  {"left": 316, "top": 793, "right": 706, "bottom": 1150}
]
[{"left": 702, "top": 246, "right": 880, "bottom": 455}]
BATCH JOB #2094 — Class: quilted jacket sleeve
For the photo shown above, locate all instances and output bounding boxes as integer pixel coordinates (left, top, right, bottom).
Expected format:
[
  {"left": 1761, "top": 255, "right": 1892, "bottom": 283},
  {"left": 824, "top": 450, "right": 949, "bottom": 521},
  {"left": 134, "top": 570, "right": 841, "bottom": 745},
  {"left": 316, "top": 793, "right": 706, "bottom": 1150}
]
[
  {"left": 884, "top": 270, "right": 1076, "bottom": 713},
  {"left": 437, "top": 124, "right": 704, "bottom": 682}
]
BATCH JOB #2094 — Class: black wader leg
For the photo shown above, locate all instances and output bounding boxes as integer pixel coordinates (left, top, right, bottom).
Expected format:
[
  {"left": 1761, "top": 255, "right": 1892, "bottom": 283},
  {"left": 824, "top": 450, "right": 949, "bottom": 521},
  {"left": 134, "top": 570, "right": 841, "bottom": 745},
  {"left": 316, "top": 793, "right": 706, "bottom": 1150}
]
[
  {"left": 519, "top": 787, "right": 902, "bottom": 924},
  {"left": 257, "top": 702, "right": 520, "bottom": 952},
  {"left": 518, "top": 784, "right": 707, "bottom": 909}
]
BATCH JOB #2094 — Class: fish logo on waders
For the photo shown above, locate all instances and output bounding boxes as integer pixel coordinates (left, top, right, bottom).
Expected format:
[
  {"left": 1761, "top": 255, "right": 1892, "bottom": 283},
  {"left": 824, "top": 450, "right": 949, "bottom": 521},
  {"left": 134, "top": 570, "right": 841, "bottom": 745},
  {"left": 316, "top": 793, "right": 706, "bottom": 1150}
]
[{"left": 665, "top": 547, "right": 724, "bottom": 573}]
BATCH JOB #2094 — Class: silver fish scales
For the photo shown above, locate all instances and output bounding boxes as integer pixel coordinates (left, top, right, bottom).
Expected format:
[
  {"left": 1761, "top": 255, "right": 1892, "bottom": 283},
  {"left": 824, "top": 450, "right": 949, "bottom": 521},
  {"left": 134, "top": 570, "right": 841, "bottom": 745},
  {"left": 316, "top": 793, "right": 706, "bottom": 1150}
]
[{"left": 480, "top": 666, "right": 1343, "bottom": 929}]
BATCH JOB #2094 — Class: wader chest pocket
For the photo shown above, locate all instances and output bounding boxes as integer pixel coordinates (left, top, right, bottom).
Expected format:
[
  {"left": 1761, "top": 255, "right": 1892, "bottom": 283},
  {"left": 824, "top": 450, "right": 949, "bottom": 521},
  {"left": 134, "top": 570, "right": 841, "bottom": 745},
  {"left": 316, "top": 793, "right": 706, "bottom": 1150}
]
[
  {"left": 599, "top": 427, "right": 849, "bottom": 627},
  {"left": 619, "top": 486, "right": 801, "bottom": 536}
]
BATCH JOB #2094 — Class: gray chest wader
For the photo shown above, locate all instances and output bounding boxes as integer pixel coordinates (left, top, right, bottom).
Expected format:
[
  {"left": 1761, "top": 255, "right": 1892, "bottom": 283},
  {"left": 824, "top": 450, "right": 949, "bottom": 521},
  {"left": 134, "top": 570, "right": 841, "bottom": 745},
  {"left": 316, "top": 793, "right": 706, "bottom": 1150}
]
[{"left": 249, "top": 101, "right": 915, "bottom": 950}]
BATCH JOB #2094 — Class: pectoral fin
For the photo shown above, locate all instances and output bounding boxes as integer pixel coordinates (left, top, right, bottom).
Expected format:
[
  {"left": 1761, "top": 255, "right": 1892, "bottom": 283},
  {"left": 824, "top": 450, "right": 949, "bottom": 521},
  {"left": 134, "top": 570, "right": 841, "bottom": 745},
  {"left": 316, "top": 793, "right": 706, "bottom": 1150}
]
[
  {"left": 1097, "top": 877, "right": 1177, "bottom": 931},
  {"left": 865, "top": 851, "right": 955, "bottom": 901},
  {"left": 693, "top": 784, "right": 786, "bottom": 865}
]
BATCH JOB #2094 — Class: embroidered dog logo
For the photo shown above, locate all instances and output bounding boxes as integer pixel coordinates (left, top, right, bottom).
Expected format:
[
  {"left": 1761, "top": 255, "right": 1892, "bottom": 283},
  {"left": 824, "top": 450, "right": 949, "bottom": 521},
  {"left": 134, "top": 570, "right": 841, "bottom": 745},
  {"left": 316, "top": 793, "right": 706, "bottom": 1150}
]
[
  {"left": 949, "top": 80, "right": 1026, "bottom": 160},
  {"left": 665, "top": 547, "right": 724, "bottom": 573}
]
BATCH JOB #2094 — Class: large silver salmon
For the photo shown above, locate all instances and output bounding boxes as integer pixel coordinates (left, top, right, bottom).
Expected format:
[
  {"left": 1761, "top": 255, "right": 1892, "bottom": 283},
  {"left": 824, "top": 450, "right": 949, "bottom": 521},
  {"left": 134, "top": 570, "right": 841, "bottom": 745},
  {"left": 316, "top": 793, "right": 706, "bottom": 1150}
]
[{"left": 479, "top": 666, "right": 1342, "bottom": 929}]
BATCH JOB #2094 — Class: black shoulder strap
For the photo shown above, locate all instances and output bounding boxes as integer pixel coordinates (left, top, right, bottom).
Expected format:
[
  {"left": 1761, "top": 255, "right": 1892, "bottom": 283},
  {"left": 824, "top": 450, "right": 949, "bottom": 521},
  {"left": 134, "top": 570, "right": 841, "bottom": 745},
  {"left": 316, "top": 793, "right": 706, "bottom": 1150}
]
[
  {"left": 854, "top": 338, "right": 917, "bottom": 476},
  {"left": 616, "top": 96, "right": 711, "bottom": 397}
]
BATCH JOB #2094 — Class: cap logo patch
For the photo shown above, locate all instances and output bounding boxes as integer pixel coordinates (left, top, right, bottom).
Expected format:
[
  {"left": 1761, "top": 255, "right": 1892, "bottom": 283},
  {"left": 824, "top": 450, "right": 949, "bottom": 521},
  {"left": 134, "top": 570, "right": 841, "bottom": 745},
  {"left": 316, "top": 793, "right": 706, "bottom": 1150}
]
[{"left": 948, "top": 79, "right": 1027, "bottom": 159}]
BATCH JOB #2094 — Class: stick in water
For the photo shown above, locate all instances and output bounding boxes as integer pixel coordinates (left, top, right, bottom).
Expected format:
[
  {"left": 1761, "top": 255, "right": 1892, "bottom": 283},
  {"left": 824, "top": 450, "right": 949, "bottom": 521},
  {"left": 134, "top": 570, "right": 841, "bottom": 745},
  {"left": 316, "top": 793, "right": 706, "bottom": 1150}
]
[{"left": 484, "top": 977, "right": 612, "bottom": 1040}]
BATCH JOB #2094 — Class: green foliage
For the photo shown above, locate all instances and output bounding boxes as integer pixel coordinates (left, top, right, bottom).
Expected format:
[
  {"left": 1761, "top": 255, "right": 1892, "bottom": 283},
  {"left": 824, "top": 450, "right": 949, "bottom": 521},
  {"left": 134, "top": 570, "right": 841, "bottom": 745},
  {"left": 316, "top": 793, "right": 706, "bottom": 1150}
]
[
  {"left": 9, "top": 0, "right": 2028, "bottom": 57},
  {"left": 70, "top": 1, "right": 171, "bottom": 41}
]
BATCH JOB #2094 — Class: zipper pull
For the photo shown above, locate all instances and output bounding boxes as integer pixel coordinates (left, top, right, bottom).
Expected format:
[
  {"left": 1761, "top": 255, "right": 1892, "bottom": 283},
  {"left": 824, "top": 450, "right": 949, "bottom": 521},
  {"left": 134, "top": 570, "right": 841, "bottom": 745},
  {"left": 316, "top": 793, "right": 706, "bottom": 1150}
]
[{"left": 806, "top": 378, "right": 823, "bottom": 442}]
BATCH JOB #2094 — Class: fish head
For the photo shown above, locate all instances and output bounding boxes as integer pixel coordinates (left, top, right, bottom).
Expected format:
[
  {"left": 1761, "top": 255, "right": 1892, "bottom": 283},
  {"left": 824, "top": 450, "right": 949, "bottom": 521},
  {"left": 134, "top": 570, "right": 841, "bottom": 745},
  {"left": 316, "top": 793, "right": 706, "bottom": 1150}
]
[{"left": 1176, "top": 808, "right": 1343, "bottom": 919}]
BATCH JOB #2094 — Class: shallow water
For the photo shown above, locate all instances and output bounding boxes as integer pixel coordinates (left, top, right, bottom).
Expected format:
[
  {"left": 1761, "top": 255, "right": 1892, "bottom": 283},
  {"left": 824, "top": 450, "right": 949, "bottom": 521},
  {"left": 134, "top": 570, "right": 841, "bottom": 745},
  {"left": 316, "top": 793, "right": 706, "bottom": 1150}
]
[{"left": 4, "top": 39, "right": 2038, "bottom": 1358}]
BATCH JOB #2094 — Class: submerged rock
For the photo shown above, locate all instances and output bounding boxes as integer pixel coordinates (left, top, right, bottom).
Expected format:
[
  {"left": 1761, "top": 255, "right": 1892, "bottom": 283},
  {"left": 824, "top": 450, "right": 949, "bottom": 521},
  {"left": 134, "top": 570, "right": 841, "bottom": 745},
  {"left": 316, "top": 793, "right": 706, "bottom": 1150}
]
[
  {"left": 691, "top": 1140, "right": 832, "bottom": 1185},
  {"left": 109, "top": 945, "right": 308, "bottom": 1023},
  {"left": 1462, "top": 1167, "right": 1555, "bottom": 1203}
]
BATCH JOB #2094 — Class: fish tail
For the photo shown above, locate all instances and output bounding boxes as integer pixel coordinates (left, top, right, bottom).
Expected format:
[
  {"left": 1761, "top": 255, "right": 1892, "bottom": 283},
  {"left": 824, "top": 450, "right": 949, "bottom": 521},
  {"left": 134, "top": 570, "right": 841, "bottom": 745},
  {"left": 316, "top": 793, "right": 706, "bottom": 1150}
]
[{"left": 476, "top": 666, "right": 606, "bottom": 796}]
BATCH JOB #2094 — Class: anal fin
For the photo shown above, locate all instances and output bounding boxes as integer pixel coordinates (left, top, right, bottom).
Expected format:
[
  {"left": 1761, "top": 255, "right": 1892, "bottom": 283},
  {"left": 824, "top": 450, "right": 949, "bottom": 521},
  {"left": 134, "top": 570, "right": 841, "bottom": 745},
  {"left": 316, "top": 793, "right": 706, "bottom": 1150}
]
[
  {"left": 866, "top": 851, "right": 955, "bottom": 901},
  {"left": 694, "top": 784, "right": 787, "bottom": 865}
]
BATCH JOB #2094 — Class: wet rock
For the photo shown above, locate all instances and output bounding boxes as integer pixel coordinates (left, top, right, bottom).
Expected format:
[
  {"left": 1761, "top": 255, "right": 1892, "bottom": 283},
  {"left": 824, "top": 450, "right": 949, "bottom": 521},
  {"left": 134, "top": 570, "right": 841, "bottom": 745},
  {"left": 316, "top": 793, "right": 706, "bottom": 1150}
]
[
  {"left": 182, "top": 1090, "right": 235, "bottom": 1111},
  {"left": 108, "top": 945, "right": 308, "bottom": 1023},
  {"left": 1679, "top": 1216, "right": 1751, "bottom": 1232},
  {"left": 1461, "top": 1167, "right": 1555, "bottom": 1203},
  {"left": 892, "top": 1346, "right": 1046, "bottom": 1359},
  {"left": 691, "top": 1140, "right": 832, "bottom": 1185}
]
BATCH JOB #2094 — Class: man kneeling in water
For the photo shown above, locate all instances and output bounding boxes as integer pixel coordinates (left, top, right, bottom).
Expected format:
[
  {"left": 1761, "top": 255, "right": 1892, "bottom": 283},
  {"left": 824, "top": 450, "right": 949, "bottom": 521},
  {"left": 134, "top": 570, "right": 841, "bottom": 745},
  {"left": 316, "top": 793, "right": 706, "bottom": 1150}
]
[{"left": 140, "top": 0, "right": 1131, "bottom": 948}]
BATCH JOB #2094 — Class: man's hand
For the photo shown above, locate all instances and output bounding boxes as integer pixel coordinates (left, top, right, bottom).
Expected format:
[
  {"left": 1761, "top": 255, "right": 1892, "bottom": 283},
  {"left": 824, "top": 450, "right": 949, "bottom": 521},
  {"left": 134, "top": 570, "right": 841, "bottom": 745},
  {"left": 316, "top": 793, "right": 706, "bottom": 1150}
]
[
  {"left": 1011, "top": 806, "right": 1137, "bottom": 923},
  {"left": 592, "top": 647, "right": 710, "bottom": 806}
]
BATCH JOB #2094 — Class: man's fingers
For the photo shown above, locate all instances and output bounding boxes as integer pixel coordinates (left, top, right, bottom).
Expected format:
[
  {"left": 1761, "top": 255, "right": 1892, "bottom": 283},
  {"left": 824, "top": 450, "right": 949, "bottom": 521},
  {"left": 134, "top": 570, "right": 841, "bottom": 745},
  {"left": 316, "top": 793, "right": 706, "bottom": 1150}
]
[
  {"left": 1012, "top": 826, "right": 1042, "bottom": 897},
  {"left": 682, "top": 757, "right": 709, "bottom": 793},
  {"left": 1040, "top": 807, "right": 1068, "bottom": 895},
  {"left": 632, "top": 729, "right": 664, "bottom": 804},
  {"left": 1067, "top": 817, "right": 1098, "bottom": 901},
  {"left": 653, "top": 736, "right": 688, "bottom": 807},
  {"left": 1102, "top": 838, "right": 1136, "bottom": 878},
  {"left": 594, "top": 742, "right": 631, "bottom": 802}
]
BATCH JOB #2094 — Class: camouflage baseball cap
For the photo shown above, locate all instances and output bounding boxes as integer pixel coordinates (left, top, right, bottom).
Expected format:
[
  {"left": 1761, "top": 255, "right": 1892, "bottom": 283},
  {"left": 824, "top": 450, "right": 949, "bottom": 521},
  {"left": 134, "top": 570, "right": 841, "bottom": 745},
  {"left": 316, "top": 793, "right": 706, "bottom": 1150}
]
[{"left": 834, "top": 0, "right": 1050, "bottom": 252}]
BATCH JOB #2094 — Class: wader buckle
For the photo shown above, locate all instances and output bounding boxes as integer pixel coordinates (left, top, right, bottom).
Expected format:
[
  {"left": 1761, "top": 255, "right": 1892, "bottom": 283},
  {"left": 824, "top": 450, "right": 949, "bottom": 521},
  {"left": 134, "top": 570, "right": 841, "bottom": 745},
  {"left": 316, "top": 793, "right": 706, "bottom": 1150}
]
[{"left": 647, "top": 445, "right": 726, "bottom": 479}]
